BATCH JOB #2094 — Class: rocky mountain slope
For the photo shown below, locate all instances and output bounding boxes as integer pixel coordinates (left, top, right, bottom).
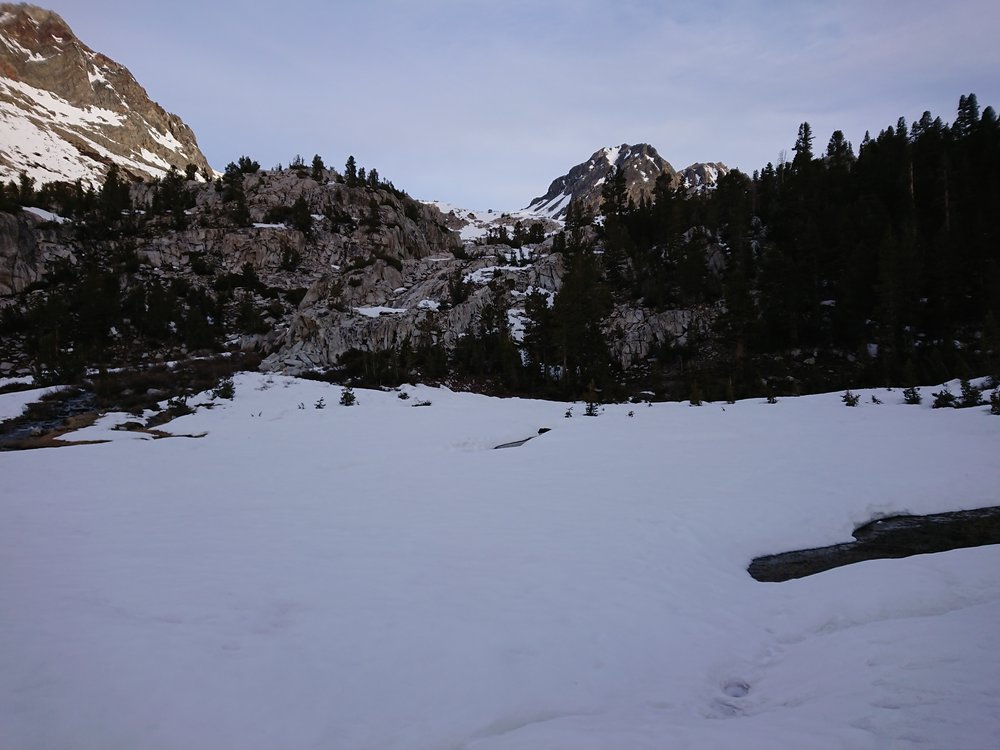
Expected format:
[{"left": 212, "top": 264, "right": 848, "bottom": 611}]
[
  {"left": 526, "top": 143, "right": 728, "bottom": 219},
  {"left": 0, "top": 152, "right": 717, "bottom": 388},
  {"left": 0, "top": 3, "right": 212, "bottom": 186}
]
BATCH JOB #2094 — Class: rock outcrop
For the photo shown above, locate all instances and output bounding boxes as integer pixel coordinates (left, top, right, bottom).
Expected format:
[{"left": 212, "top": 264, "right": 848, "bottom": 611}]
[
  {"left": 0, "top": 3, "right": 212, "bottom": 186},
  {"left": 0, "top": 207, "right": 73, "bottom": 294}
]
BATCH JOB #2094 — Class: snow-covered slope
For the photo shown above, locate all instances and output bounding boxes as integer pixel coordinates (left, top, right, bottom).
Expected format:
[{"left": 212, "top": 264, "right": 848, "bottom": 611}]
[
  {"left": 0, "top": 4, "right": 212, "bottom": 186},
  {"left": 423, "top": 199, "right": 563, "bottom": 242},
  {"left": 2, "top": 375, "right": 998, "bottom": 749}
]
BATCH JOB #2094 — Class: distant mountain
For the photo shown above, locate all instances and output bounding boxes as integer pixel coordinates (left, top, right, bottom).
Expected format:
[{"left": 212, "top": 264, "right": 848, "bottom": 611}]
[
  {"left": 525, "top": 143, "right": 728, "bottom": 219},
  {"left": 0, "top": 3, "right": 212, "bottom": 186}
]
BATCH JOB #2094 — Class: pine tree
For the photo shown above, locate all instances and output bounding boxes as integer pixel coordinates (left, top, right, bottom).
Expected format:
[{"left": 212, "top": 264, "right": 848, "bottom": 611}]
[
  {"left": 290, "top": 196, "right": 313, "bottom": 236},
  {"left": 311, "top": 154, "right": 325, "bottom": 181},
  {"left": 825, "top": 130, "right": 854, "bottom": 169},
  {"left": 236, "top": 156, "right": 260, "bottom": 173},
  {"left": 792, "top": 122, "right": 814, "bottom": 169},
  {"left": 953, "top": 93, "right": 980, "bottom": 138},
  {"left": 551, "top": 246, "right": 612, "bottom": 395},
  {"left": 99, "top": 164, "right": 131, "bottom": 226},
  {"left": 601, "top": 165, "right": 628, "bottom": 219}
]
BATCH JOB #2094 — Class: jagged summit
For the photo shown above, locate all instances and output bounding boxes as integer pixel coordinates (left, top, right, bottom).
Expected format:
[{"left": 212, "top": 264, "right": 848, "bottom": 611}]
[
  {"left": 0, "top": 3, "right": 212, "bottom": 185},
  {"left": 525, "top": 143, "right": 728, "bottom": 219}
]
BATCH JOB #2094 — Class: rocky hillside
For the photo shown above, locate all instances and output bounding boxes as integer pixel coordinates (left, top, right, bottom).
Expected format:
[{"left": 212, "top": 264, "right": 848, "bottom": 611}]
[
  {"left": 0, "top": 153, "right": 718, "bottom": 394},
  {"left": 525, "top": 143, "right": 728, "bottom": 219},
  {"left": 0, "top": 3, "right": 212, "bottom": 186}
]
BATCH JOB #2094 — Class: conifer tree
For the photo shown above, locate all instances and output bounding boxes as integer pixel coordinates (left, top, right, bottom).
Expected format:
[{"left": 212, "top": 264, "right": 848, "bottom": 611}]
[
  {"left": 311, "top": 154, "right": 325, "bottom": 181},
  {"left": 792, "top": 122, "right": 814, "bottom": 169}
]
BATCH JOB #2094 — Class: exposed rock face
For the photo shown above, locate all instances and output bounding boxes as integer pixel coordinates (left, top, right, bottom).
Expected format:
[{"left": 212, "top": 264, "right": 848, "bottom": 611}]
[
  {"left": 0, "top": 209, "right": 40, "bottom": 294},
  {"left": 261, "top": 244, "right": 568, "bottom": 374},
  {"left": 525, "top": 143, "right": 728, "bottom": 219},
  {"left": 607, "top": 303, "right": 719, "bottom": 370},
  {"left": 0, "top": 3, "right": 212, "bottom": 185},
  {"left": 0, "top": 208, "right": 73, "bottom": 294}
]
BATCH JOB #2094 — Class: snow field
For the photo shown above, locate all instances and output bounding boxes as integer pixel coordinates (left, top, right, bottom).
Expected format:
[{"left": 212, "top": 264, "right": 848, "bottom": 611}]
[{"left": 1, "top": 375, "right": 999, "bottom": 749}]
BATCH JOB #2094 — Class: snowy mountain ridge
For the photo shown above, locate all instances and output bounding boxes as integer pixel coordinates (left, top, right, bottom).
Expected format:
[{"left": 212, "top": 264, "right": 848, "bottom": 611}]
[
  {"left": 0, "top": 3, "right": 212, "bottom": 186},
  {"left": 526, "top": 143, "right": 729, "bottom": 219}
]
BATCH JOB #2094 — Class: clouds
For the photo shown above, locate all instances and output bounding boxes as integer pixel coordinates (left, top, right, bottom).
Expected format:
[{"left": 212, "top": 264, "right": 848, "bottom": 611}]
[{"left": 43, "top": 0, "right": 1000, "bottom": 208}]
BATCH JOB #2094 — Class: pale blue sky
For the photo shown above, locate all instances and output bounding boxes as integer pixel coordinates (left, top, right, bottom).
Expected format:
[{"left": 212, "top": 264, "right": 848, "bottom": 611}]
[{"left": 44, "top": 0, "right": 1000, "bottom": 209}]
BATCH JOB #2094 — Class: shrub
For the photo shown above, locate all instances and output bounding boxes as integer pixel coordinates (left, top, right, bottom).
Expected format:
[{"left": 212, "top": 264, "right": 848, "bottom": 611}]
[
  {"left": 990, "top": 390, "right": 1000, "bottom": 416},
  {"left": 902, "top": 386, "right": 921, "bottom": 405},
  {"left": 212, "top": 377, "right": 235, "bottom": 400},
  {"left": 339, "top": 386, "right": 357, "bottom": 406},
  {"left": 931, "top": 387, "right": 957, "bottom": 409},
  {"left": 166, "top": 396, "right": 193, "bottom": 418},
  {"left": 959, "top": 379, "right": 984, "bottom": 408},
  {"left": 314, "top": 397, "right": 326, "bottom": 409},
  {"left": 842, "top": 390, "right": 860, "bottom": 407}
]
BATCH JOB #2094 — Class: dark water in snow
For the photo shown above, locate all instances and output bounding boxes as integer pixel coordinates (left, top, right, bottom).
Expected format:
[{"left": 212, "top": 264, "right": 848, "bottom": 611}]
[{"left": 0, "top": 389, "right": 95, "bottom": 449}]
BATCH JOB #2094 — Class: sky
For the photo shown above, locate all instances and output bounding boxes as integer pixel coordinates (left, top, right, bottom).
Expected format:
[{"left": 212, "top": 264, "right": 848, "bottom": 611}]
[{"left": 41, "top": 0, "right": 1000, "bottom": 210}]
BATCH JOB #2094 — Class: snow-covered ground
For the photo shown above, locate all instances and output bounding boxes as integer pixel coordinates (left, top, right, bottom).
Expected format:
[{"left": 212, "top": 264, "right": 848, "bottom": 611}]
[
  {"left": 1, "top": 374, "right": 998, "bottom": 749},
  {"left": 423, "top": 200, "right": 560, "bottom": 242}
]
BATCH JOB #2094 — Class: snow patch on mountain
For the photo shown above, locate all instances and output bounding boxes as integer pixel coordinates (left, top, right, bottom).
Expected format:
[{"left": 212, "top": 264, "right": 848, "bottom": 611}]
[{"left": 422, "top": 199, "right": 563, "bottom": 242}]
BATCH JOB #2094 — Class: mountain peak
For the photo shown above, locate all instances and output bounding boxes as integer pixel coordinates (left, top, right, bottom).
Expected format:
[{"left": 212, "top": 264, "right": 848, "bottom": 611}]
[
  {"left": 526, "top": 142, "right": 727, "bottom": 219},
  {"left": 0, "top": 3, "right": 67, "bottom": 28},
  {"left": 0, "top": 2, "right": 212, "bottom": 185}
]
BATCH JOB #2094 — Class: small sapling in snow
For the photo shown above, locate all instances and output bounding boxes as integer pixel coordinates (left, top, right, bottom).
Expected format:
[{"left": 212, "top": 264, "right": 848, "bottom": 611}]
[{"left": 212, "top": 377, "right": 235, "bottom": 400}]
